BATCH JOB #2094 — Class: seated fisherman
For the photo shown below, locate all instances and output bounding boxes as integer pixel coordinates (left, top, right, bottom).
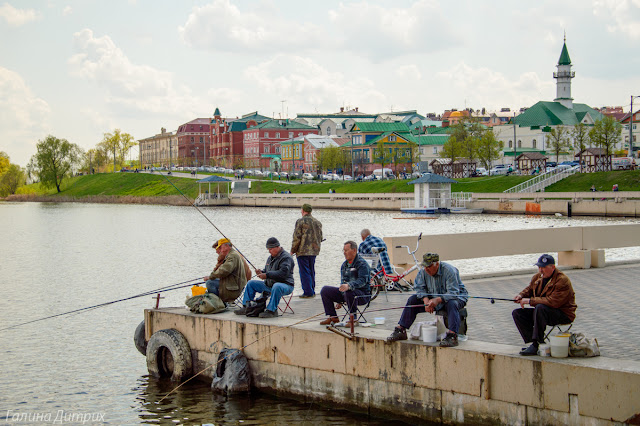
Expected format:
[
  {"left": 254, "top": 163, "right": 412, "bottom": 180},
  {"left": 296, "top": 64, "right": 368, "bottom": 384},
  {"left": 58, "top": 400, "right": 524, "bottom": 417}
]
[
  {"left": 235, "top": 237, "right": 295, "bottom": 319},
  {"left": 512, "top": 254, "right": 577, "bottom": 356},
  {"left": 319, "top": 241, "right": 371, "bottom": 325},
  {"left": 358, "top": 229, "right": 392, "bottom": 274},
  {"left": 204, "top": 238, "right": 248, "bottom": 302},
  {"left": 387, "top": 253, "right": 468, "bottom": 347}
]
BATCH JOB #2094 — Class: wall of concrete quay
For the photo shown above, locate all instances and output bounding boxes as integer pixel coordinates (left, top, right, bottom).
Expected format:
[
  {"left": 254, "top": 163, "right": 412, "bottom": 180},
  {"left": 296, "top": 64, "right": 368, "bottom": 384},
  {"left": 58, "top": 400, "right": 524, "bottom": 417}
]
[
  {"left": 229, "top": 193, "right": 411, "bottom": 211},
  {"left": 145, "top": 308, "right": 640, "bottom": 424}
]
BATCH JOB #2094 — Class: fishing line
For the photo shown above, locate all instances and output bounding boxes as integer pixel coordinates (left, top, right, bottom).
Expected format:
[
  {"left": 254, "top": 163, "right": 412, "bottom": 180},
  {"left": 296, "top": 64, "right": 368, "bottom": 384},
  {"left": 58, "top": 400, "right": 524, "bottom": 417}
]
[
  {"left": 156, "top": 171, "right": 257, "bottom": 270},
  {"left": 368, "top": 292, "right": 514, "bottom": 303},
  {"left": 0, "top": 278, "right": 203, "bottom": 332}
]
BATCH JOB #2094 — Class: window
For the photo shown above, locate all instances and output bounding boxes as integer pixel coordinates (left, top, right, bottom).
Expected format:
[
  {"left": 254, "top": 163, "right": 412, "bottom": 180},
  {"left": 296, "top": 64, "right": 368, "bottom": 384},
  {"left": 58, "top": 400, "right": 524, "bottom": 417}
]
[
  {"left": 200, "top": 137, "right": 203, "bottom": 143},
  {"left": 389, "top": 135, "right": 396, "bottom": 142},
  {"left": 265, "top": 132, "right": 269, "bottom": 138},
  {"left": 532, "top": 139, "right": 537, "bottom": 149},
  {"left": 432, "top": 147, "right": 437, "bottom": 154},
  {"left": 289, "top": 132, "right": 293, "bottom": 138},
  {"left": 518, "top": 140, "right": 522, "bottom": 148},
  {"left": 265, "top": 145, "right": 270, "bottom": 153},
  {"left": 275, "top": 133, "right": 280, "bottom": 138},
  {"left": 509, "top": 140, "right": 513, "bottom": 148}
]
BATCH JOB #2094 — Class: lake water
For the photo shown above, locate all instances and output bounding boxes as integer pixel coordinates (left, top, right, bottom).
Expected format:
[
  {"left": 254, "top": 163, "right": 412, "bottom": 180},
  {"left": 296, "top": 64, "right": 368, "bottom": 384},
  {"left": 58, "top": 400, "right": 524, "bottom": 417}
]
[{"left": 1, "top": 202, "right": 638, "bottom": 424}]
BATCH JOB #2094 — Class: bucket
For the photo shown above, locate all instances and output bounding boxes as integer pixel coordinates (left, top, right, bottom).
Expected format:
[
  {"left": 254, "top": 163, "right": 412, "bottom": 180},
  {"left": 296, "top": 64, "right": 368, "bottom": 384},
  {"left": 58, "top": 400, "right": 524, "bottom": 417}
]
[
  {"left": 421, "top": 325, "right": 437, "bottom": 343},
  {"left": 191, "top": 285, "right": 206, "bottom": 296},
  {"left": 374, "top": 317, "right": 385, "bottom": 325},
  {"left": 549, "top": 333, "right": 570, "bottom": 358}
]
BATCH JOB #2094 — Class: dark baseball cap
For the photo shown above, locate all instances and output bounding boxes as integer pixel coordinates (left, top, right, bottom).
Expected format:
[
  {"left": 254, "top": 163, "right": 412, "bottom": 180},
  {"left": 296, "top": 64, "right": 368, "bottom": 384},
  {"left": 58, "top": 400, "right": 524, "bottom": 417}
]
[{"left": 534, "top": 254, "right": 555, "bottom": 267}]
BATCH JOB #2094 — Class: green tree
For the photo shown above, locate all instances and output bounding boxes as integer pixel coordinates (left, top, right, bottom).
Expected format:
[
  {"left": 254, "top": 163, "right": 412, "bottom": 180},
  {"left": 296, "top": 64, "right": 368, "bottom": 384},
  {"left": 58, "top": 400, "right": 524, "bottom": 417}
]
[
  {"left": 547, "top": 126, "right": 570, "bottom": 163},
  {"left": 100, "top": 129, "right": 135, "bottom": 172},
  {"left": 373, "top": 140, "right": 393, "bottom": 178},
  {"left": 0, "top": 163, "right": 25, "bottom": 196},
  {"left": 31, "top": 135, "right": 83, "bottom": 193},
  {"left": 571, "top": 122, "right": 590, "bottom": 152},
  {"left": 406, "top": 140, "right": 420, "bottom": 173},
  {"left": 476, "top": 131, "right": 504, "bottom": 170},
  {"left": 589, "top": 116, "right": 622, "bottom": 171},
  {"left": 0, "top": 151, "right": 10, "bottom": 176},
  {"left": 440, "top": 135, "right": 464, "bottom": 164}
]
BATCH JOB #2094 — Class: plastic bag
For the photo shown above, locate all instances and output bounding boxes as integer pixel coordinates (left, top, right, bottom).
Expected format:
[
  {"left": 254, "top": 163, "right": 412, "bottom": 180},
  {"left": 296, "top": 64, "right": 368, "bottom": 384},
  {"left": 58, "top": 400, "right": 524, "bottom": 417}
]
[
  {"left": 185, "top": 293, "right": 227, "bottom": 314},
  {"left": 408, "top": 316, "right": 447, "bottom": 340},
  {"left": 569, "top": 332, "right": 600, "bottom": 357}
]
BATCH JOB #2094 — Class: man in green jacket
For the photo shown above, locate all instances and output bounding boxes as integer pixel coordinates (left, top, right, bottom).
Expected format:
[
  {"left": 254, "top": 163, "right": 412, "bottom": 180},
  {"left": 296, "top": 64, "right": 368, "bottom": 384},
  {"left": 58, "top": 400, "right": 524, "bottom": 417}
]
[
  {"left": 291, "top": 204, "right": 323, "bottom": 298},
  {"left": 205, "top": 238, "right": 248, "bottom": 303}
]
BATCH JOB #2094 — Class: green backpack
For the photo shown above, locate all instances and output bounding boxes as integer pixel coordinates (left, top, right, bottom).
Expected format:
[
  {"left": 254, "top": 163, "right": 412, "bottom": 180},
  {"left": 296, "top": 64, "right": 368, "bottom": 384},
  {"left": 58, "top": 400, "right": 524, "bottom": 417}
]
[{"left": 185, "top": 293, "right": 227, "bottom": 314}]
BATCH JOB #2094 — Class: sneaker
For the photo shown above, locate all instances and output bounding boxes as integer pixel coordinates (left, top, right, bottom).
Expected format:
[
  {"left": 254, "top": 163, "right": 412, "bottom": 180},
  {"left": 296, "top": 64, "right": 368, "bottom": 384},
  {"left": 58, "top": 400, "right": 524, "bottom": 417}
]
[
  {"left": 386, "top": 327, "right": 407, "bottom": 342},
  {"left": 519, "top": 344, "right": 538, "bottom": 356},
  {"left": 258, "top": 310, "right": 278, "bottom": 318},
  {"left": 234, "top": 306, "right": 248, "bottom": 315},
  {"left": 299, "top": 294, "right": 315, "bottom": 299},
  {"left": 320, "top": 317, "right": 339, "bottom": 326},
  {"left": 439, "top": 332, "right": 458, "bottom": 347}
]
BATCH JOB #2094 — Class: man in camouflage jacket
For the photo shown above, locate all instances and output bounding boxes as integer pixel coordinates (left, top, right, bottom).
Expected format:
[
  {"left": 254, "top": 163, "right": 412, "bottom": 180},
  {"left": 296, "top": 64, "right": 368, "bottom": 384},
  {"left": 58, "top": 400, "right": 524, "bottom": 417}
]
[{"left": 290, "top": 204, "right": 323, "bottom": 298}]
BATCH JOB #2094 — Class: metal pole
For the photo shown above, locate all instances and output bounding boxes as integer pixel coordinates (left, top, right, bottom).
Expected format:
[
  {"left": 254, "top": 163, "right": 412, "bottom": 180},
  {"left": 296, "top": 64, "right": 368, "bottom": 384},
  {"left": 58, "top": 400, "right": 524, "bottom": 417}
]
[
  {"left": 169, "top": 137, "right": 172, "bottom": 170},
  {"left": 631, "top": 96, "right": 634, "bottom": 157},
  {"left": 113, "top": 145, "right": 116, "bottom": 172},
  {"left": 513, "top": 112, "right": 517, "bottom": 169}
]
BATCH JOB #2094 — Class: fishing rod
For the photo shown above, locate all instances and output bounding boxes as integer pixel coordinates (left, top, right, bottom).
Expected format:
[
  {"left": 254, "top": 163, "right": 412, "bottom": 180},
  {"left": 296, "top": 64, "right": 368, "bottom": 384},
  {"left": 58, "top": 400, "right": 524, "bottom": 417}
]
[
  {"left": 0, "top": 278, "right": 203, "bottom": 332},
  {"left": 363, "top": 292, "right": 515, "bottom": 304},
  {"left": 156, "top": 171, "right": 257, "bottom": 270}
]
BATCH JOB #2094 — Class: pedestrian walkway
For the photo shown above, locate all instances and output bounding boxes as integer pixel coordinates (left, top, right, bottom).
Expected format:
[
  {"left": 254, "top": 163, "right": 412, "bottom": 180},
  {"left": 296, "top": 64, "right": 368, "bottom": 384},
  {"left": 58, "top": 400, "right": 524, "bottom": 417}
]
[{"left": 268, "top": 263, "right": 640, "bottom": 361}]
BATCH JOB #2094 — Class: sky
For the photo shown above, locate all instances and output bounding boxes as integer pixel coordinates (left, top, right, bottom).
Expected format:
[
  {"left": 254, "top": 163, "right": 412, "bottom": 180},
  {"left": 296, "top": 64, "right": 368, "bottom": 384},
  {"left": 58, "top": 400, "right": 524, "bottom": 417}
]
[{"left": 1, "top": 0, "right": 640, "bottom": 167}]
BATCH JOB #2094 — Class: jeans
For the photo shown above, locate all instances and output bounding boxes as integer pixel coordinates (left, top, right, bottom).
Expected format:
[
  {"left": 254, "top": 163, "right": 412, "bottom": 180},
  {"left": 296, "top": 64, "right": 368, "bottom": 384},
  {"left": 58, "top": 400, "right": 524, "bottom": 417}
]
[
  {"left": 512, "top": 304, "right": 571, "bottom": 344},
  {"left": 320, "top": 286, "right": 370, "bottom": 317},
  {"left": 242, "top": 279, "right": 293, "bottom": 312},
  {"left": 297, "top": 256, "right": 316, "bottom": 296},
  {"left": 398, "top": 295, "right": 466, "bottom": 334},
  {"left": 206, "top": 279, "right": 220, "bottom": 296}
]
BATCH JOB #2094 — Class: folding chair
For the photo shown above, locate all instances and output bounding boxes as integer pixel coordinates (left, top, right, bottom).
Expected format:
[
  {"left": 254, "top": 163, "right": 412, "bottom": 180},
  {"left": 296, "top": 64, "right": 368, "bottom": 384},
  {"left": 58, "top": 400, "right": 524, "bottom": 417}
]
[
  {"left": 340, "top": 294, "right": 372, "bottom": 324},
  {"left": 278, "top": 292, "right": 295, "bottom": 315},
  {"left": 544, "top": 323, "right": 573, "bottom": 342}
]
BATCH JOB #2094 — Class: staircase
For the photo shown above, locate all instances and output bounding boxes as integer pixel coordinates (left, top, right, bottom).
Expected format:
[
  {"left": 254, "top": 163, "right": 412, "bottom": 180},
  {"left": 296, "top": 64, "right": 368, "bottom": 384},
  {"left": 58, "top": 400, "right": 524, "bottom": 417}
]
[
  {"left": 503, "top": 166, "right": 580, "bottom": 193},
  {"left": 231, "top": 181, "right": 250, "bottom": 194}
]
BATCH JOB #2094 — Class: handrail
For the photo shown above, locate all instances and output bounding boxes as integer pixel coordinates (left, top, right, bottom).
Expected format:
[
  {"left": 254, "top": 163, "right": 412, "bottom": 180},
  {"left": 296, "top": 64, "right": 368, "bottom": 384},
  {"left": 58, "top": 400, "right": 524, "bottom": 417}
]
[{"left": 503, "top": 166, "right": 579, "bottom": 193}]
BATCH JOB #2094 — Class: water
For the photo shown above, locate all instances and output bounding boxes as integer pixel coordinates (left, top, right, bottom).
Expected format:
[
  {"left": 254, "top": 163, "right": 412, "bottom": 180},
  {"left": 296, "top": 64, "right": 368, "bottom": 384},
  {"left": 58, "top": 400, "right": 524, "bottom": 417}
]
[{"left": 1, "top": 202, "right": 638, "bottom": 424}]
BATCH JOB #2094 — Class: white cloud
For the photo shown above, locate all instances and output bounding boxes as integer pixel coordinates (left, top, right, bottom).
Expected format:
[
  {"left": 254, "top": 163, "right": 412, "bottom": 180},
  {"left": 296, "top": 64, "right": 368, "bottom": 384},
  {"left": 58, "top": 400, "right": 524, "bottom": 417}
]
[
  {"left": 396, "top": 65, "right": 422, "bottom": 81},
  {"left": 593, "top": 0, "right": 640, "bottom": 39},
  {"left": 179, "top": 0, "right": 323, "bottom": 51},
  {"left": 62, "top": 5, "right": 72, "bottom": 16},
  {"left": 0, "top": 2, "right": 41, "bottom": 26},
  {"left": 244, "top": 55, "right": 387, "bottom": 113},
  {"left": 0, "top": 67, "right": 51, "bottom": 165},
  {"left": 68, "top": 29, "right": 201, "bottom": 116}
]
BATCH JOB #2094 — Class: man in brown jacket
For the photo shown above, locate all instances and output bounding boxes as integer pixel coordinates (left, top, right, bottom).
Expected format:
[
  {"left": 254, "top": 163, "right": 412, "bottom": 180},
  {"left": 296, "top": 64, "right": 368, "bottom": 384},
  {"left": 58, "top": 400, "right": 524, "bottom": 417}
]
[
  {"left": 205, "top": 238, "right": 249, "bottom": 303},
  {"left": 290, "top": 204, "right": 323, "bottom": 298},
  {"left": 512, "top": 254, "right": 577, "bottom": 355}
]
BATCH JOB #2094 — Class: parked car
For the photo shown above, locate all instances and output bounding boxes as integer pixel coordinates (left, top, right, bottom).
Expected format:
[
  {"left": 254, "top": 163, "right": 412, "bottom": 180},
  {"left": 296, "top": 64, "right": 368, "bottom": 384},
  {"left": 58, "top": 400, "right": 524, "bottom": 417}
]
[
  {"left": 363, "top": 174, "right": 377, "bottom": 181},
  {"left": 612, "top": 157, "right": 635, "bottom": 170},
  {"left": 302, "top": 173, "right": 315, "bottom": 180},
  {"left": 489, "top": 165, "right": 508, "bottom": 176},
  {"left": 474, "top": 167, "right": 488, "bottom": 177},
  {"left": 341, "top": 174, "right": 353, "bottom": 181}
]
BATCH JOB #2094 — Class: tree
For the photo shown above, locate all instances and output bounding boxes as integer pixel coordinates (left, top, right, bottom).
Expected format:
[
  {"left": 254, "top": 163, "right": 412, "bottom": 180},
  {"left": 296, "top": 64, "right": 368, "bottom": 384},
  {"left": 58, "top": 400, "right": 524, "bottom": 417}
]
[
  {"left": 547, "top": 126, "right": 570, "bottom": 163},
  {"left": 440, "top": 135, "right": 464, "bottom": 164},
  {"left": 571, "top": 122, "right": 590, "bottom": 152},
  {"left": 0, "top": 151, "right": 10, "bottom": 176},
  {"left": 589, "top": 116, "right": 622, "bottom": 171},
  {"left": 476, "top": 131, "right": 504, "bottom": 170},
  {"left": 31, "top": 135, "right": 83, "bottom": 193},
  {"left": 373, "top": 140, "right": 393, "bottom": 178},
  {"left": 100, "top": 129, "right": 135, "bottom": 172},
  {"left": 406, "top": 140, "right": 420, "bottom": 173},
  {"left": 0, "top": 163, "right": 25, "bottom": 196}
]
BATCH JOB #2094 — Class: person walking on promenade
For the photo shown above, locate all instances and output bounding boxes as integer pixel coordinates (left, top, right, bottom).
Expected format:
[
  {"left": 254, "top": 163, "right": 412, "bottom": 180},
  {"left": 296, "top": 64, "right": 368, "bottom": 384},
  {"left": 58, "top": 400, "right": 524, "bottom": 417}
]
[
  {"left": 235, "top": 237, "right": 295, "bottom": 319},
  {"left": 319, "top": 241, "right": 371, "bottom": 325},
  {"left": 291, "top": 204, "right": 323, "bottom": 298},
  {"left": 513, "top": 254, "right": 577, "bottom": 356},
  {"left": 204, "top": 238, "right": 248, "bottom": 302},
  {"left": 387, "top": 253, "right": 468, "bottom": 347}
]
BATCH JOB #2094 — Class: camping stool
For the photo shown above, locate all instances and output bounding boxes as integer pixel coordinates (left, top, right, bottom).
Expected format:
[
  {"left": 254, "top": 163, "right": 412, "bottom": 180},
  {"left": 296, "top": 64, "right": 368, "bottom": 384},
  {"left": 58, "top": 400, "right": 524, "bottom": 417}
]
[
  {"left": 278, "top": 292, "right": 295, "bottom": 315},
  {"left": 340, "top": 294, "right": 372, "bottom": 324},
  {"left": 435, "top": 307, "right": 468, "bottom": 335},
  {"left": 232, "top": 287, "right": 246, "bottom": 309},
  {"left": 544, "top": 323, "right": 573, "bottom": 342}
]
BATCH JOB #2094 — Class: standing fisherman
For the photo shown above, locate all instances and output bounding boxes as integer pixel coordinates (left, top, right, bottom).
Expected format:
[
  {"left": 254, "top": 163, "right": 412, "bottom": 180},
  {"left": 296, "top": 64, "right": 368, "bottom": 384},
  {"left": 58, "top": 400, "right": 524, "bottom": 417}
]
[{"left": 291, "top": 204, "right": 323, "bottom": 298}]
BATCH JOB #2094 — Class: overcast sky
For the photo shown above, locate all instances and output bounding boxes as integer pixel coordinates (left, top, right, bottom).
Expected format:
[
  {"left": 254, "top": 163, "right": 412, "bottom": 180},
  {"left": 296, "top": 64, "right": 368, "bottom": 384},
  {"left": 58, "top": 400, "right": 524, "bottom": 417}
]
[{"left": 1, "top": 0, "right": 639, "bottom": 166}]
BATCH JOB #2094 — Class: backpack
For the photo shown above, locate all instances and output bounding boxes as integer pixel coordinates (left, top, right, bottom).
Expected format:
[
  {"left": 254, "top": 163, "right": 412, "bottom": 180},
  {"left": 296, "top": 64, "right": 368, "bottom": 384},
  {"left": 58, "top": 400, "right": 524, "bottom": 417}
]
[
  {"left": 245, "top": 294, "right": 268, "bottom": 317},
  {"left": 185, "top": 293, "right": 227, "bottom": 314}
]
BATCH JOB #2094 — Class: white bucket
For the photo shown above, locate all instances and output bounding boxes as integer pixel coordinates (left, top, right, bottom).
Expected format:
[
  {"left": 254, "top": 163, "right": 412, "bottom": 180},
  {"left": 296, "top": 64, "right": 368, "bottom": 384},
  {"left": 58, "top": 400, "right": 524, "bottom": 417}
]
[
  {"left": 421, "top": 325, "right": 437, "bottom": 343},
  {"left": 374, "top": 317, "right": 385, "bottom": 325},
  {"left": 549, "top": 333, "right": 570, "bottom": 358}
]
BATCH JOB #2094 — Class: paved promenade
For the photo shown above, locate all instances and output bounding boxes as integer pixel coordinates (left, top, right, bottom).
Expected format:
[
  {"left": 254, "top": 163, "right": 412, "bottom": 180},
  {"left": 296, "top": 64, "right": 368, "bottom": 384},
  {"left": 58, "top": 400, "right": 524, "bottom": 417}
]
[{"left": 263, "top": 262, "right": 640, "bottom": 361}]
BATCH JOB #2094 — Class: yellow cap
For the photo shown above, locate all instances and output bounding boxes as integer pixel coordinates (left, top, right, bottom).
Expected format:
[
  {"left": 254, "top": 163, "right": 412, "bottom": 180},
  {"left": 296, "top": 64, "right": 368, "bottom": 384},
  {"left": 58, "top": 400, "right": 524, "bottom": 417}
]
[{"left": 214, "top": 238, "right": 231, "bottom": 249}]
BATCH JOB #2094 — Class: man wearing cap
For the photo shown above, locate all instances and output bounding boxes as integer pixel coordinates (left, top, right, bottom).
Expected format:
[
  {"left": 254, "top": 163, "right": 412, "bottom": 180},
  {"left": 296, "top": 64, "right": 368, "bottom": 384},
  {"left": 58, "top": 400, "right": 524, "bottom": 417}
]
[
  {"left": 204, "top": 238, "right": 248, "bottom": 303},
  {"left": 235, "top": 237, "right": 295, "bottom": 318},
  {"left": 319, "top": 240, "right": 371, "bottom": 325},
  {"left": 291, "top": 204, "right": 323, "bottom": 298},
  {"left": 387, "top": 253, "right": 468, "bottom": 347},
  {"left": 513, "top": 254, "right": 577, "bottom": 356}
]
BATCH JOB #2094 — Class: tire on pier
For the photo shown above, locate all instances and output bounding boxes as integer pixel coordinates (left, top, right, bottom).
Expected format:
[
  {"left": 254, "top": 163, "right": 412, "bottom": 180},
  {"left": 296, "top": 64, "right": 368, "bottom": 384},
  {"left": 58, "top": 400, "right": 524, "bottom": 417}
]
[
  {"left": 134, "top": 320, "right": 147, "bottom": 356},
  {"left": 146, "top": 329, "right": 193, "bottom": 381}
]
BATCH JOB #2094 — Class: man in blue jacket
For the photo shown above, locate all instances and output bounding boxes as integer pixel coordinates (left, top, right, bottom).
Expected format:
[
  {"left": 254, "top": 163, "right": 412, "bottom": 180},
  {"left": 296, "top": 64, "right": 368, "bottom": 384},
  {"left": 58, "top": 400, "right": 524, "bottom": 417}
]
[
  {"left": 235, "top": 237, "right": 295, "bottom": 319},
  {"left": 387, "top": 253, "right": 468, "bottom": 347},
  {"left": 319, "top": 241, "right": 371, "bottom": 325}
]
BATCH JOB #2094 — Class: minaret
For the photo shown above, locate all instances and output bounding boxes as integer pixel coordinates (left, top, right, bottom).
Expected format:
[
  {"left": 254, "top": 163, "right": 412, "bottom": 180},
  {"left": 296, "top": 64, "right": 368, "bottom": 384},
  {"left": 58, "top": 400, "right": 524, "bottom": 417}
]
[{"left": 553, "top": 34, "right": 574, "bottom": 109}]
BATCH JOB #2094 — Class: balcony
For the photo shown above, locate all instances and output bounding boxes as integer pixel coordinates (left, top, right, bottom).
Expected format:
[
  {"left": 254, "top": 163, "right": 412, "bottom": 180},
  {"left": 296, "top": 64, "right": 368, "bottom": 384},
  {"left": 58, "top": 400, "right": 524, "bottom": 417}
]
[{"left": 553, "top": 71, "right": 575, "bottom": 78}]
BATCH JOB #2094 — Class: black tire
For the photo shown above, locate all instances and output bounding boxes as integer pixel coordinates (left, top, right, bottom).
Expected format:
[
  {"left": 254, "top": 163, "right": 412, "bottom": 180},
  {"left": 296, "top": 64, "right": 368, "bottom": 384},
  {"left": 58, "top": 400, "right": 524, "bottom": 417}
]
[
  {"left": 134, "top": 320, "right": 147, "bottom": 356},
  {"left": 146, "top": 329, "right": 193, "bottom": 381},
  {"left": 369, "top": 282, "right": 381, "bottom": 302}
]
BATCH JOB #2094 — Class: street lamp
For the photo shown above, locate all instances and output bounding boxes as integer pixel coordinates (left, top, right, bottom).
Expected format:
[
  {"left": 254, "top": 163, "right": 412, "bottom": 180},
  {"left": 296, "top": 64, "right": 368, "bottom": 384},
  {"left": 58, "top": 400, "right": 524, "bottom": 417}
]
[{"left": 630, "top": 95, "right": 640, "bottom": 158}]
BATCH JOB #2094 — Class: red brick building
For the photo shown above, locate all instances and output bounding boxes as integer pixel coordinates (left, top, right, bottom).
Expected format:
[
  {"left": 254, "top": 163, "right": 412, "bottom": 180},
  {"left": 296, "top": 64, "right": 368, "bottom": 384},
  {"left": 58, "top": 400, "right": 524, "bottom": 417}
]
[
  {"left": 209, "top": 108, "right": 269, "bottom": 169},
  {"left": 176, "top": 118, "right": 211, "bottom": 167}
]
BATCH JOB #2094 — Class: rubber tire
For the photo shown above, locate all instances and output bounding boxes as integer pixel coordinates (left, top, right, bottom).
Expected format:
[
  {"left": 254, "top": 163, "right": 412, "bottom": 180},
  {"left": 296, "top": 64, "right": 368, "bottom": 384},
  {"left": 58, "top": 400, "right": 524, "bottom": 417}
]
[
  {"left": 146, "top": 329, "right": 193, "bottom": 381},
  {"left": 134, "top": 320, "right": 147, "bottom": 356},
  {"left": 369, "top": 282, "right": 381, "bottom": 302}
]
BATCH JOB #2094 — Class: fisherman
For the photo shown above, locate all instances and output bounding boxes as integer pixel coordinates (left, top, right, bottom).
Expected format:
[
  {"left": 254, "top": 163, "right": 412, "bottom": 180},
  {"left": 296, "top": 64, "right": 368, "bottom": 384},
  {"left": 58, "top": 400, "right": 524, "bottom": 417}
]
[
  {"left": 512, "top": 254, "right": 577, "bottom": 356},
  {"left": 290, "top": 204, "right": 323, "bottom": 298},
  {"left": 235, "top": 237, "right": 295, "bottom": 318},
  {"left": 387, "top": 253, "right": 468, "bottom": 347},
  {"left": 358, "top": 229, "right": 392, "bottom": 275},
  {"left": 319, "top": 241, "right": 371, "bottom": 325},
  {"left": 204, "top": 238, "right": 249, "bottom": 303}
]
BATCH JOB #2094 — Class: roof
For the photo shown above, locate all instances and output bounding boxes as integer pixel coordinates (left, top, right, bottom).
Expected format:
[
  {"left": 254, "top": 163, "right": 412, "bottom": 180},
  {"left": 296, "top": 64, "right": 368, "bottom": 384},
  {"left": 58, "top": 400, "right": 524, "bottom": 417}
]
[
  {"left": 306, "top": 138, "right": 341, "bottom": 149},
  {"left": 213, "top": 107, "right": 221, "bottom": 116},
  {"left": 558, "top": 42, "right": 571, "bottom": 66},
  {"left": 251, "top": 119, "right": 316, "bottom": 130},
  {"left": 409, "top": 173, "right": 457, "bottom": 185},
  {"left": 515, "top": 152, "right": 547, "bottom": 160},
  {"left": 416, "top": 135, "right": 448, "bottom": 145},
  {"left": 504, "top": 148, "right": 548, "bottom": 156},
  {"left": 575, "top": 148, "right": 609, "bottom": 156},
  {"left": 365, "top": 131, "right": 417, "bottom": 145},
  {"left": 197, "top": 175, "right": 231, "bottom": 183},
  {"left": 351, "top": 122, "right": 410, "bottom": 133},
  {"left": 513, "top": 101, "right": 603, "bottom": 127}
]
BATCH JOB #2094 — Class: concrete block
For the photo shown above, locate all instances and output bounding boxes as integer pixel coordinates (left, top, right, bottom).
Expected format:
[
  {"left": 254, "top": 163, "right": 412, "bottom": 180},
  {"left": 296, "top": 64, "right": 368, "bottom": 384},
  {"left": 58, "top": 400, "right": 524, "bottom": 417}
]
[
  {"left": 435, "top": 347, "right": 484, "bottom": 397},
  {"left": 590, "top": 249, "right": 605, "bottom": 268},
  {"left": 304, "top": 368, "right": 370, "bottom": 411},
  {"left": 487, "top": 355, "right": 545, "bottom": 408},
  {"left": 558, "top": 250, "right": 591, "bottom": 269},
  {"left": 269, "top": 327, "right": 346, "bottom": 374},
  {"left": 442, "top": 390, "right": 527, "bottom": 426},
  {"left": 249, "top": 359, "right": 306, "bottom": 396},
  {"left": 368, "top": 377, "right": 441, "bottom": 421}
]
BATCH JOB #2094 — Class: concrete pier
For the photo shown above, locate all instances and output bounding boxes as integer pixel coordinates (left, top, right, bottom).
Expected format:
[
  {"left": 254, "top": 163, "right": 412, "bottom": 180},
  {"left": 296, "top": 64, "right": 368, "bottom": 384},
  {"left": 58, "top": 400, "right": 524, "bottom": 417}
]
[{"left": 143, "top": 264, "right": 640, "bottom": 425}]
